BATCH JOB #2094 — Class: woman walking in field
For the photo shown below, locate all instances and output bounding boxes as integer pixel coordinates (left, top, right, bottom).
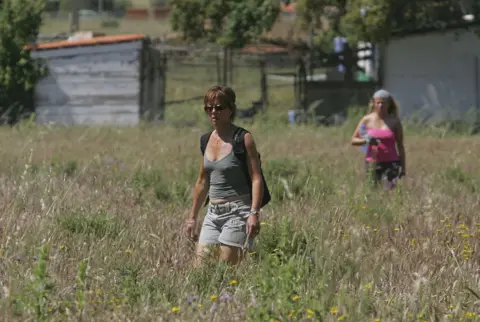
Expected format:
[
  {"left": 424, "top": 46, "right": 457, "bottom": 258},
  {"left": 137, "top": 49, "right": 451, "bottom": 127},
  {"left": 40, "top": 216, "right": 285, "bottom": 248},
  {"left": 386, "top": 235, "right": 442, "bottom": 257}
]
[
  {"left": 351, "top": 89, "right": 406, "bottom": 188},
  {"left": 184, "top": 85, "right": 265, "bottom": 266}
]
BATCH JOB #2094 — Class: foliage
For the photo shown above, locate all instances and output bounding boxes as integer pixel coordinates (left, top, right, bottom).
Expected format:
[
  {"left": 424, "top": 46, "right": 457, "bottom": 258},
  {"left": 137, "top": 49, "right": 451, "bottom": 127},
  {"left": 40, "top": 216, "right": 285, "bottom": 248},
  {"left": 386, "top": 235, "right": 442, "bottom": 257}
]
[
  {"left": 169, "top": 0, "right": 280, "bottom": 48},
  {"left": 295, "top": 0, "right": 479, "bottom": 44},
  {"left": 340, "top": 0, "right": 391, "bottom": 43},
  {"left": 0, "top": 0, "right": 47, "bottom": 124}
]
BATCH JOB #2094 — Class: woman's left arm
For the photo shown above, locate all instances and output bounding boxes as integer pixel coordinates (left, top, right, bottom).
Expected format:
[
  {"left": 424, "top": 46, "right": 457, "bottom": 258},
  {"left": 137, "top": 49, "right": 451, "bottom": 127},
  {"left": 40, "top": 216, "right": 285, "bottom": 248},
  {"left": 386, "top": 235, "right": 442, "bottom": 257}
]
[
  {"left": 395, "top": 119, "right": 406, "bottom": 175},
  {"left": 244, "top": 132, "right": 264, "bottom": 213}
]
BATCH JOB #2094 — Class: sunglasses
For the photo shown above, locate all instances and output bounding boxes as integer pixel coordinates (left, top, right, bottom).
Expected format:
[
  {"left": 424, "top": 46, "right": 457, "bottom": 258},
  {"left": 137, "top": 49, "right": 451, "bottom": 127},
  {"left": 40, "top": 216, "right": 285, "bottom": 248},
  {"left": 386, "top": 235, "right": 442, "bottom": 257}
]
[{"left": 204, "top": 104, "right": 228, "bottom": 112}]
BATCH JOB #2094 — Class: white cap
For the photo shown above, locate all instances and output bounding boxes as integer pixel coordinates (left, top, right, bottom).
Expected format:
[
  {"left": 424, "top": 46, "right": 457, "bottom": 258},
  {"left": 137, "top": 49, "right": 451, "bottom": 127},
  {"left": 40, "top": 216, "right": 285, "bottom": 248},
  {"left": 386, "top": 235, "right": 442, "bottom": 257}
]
[{"left": 373, "top": 89, "right": 391, "bottom": 99}]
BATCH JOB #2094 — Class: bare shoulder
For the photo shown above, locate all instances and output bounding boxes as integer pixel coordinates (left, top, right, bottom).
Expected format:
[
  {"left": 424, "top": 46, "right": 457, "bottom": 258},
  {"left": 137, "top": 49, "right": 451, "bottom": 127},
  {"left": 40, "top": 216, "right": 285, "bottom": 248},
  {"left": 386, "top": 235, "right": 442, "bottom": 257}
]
[
  {"left": 362, "top": 113, "right": 374, "bottom": 125},
  {"left": 243, "top": 131, "right": 256, "bottom": 149}
]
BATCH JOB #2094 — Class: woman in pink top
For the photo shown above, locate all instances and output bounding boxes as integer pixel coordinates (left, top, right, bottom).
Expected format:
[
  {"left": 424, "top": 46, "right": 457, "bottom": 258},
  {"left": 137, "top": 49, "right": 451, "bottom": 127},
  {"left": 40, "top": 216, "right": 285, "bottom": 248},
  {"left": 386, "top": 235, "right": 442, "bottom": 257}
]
[{"left": 351, "top": 89, "right": 406, "bottom": 188}]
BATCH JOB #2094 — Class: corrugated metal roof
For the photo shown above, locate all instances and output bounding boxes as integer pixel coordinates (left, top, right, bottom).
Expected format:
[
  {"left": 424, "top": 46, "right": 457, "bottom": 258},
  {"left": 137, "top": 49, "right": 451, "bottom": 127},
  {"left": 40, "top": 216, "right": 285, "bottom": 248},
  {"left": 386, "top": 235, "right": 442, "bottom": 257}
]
[{"left": 25, "top": 33, "right": 146, "bottom": 51}]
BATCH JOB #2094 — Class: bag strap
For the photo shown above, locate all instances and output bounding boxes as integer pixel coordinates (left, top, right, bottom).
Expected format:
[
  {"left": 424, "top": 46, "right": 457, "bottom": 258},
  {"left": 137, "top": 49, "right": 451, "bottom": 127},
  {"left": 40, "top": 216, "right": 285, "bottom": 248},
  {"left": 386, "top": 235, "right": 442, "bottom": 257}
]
[
  {"left": 232, "top": 127, "right": 253, "bottom": 192},
  {"left": 200, "top": 131, "right": 213, "bottom": 155}
]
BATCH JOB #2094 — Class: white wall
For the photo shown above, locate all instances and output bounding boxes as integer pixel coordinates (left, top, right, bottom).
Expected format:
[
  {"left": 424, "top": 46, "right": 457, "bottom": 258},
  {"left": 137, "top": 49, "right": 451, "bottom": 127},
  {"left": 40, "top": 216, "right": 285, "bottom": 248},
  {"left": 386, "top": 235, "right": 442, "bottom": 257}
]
[
  {"left": 384, "top": 28, "right": 480, "bottom": 123},
  {"left": 32, "top": 41, "right": 143, "bottom": 126}
]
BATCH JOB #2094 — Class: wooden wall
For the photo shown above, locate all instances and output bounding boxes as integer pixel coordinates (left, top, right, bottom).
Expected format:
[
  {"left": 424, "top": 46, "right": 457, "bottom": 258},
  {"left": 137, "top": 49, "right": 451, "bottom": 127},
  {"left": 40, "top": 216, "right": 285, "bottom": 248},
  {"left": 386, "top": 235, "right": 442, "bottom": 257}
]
[{"left": 31, "top": 40, "right": 144, "bottom": 126}]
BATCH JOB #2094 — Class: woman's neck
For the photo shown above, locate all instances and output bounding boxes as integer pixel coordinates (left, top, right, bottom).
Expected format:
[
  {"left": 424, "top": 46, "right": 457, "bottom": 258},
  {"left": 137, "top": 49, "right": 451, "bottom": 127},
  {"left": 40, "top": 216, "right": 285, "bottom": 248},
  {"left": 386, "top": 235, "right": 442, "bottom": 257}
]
[{"left": 214, "top": 123, "right": 235, "bottom": 138}]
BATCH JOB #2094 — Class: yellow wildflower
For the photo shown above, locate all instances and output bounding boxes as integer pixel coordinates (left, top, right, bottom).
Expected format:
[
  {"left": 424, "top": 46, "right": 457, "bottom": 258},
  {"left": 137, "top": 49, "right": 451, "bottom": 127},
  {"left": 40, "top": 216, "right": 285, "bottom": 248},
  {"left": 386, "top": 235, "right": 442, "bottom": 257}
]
[{"left": 465, "top": 312, "right": 476, "bottom": 318}]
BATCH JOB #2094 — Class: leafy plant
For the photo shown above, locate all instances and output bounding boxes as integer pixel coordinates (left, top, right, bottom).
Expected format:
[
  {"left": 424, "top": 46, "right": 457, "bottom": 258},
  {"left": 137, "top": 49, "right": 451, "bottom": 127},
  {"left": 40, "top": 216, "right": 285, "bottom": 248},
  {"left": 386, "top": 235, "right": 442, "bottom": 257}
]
[{"left": 0, "top": 0, "right": 47, "bottom": 124}]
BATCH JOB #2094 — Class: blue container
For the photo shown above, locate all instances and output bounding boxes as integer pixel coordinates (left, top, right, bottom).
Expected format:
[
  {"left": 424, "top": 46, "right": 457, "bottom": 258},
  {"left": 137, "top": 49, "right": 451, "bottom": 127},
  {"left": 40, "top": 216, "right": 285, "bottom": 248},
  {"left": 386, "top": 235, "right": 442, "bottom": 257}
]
[
  {"left": 288, "top": 110, "right": 296, "bottom": 125},
  {"left": 359, "top": 123, "right": 367, "bottom": 153}
]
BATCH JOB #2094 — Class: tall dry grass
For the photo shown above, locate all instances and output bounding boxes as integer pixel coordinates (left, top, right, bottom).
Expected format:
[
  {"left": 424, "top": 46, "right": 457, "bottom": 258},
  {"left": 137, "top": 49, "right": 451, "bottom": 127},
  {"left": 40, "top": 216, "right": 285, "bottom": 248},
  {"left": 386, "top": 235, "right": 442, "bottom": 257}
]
[{"left": 0, "top": 112, "right": 479, "bottom": 321}]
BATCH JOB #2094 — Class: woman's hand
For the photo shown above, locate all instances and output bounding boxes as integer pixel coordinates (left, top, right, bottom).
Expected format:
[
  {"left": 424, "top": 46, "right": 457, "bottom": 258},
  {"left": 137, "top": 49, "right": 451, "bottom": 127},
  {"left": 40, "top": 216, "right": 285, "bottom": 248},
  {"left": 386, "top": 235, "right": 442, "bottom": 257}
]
[
  {"left": 246, "top": 214, "right": 260, "bottom": 237},
  {"left": 184, "top": 218, "right": 197, "bottom": 240},
  {"left": 365, "top": 135, "right": 380, "bottom": 146}
]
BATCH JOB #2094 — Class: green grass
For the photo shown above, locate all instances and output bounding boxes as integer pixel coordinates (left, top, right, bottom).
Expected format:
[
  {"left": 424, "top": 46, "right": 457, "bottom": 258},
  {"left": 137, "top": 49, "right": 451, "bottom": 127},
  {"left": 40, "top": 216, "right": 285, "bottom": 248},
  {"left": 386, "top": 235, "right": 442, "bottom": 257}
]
[
  {"left": 2, "top": 97, "right": 480, "bottom": 320},
  {"left": 163, "top": 78, "right": 295, "bottom": 127}
]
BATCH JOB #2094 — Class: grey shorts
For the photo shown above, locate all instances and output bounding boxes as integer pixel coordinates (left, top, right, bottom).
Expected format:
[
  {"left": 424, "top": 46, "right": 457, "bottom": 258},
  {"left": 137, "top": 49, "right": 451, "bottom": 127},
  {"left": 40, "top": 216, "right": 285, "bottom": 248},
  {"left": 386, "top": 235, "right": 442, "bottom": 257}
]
[{"left": 198, "top": 199, "right": 254, "bottom": 250}]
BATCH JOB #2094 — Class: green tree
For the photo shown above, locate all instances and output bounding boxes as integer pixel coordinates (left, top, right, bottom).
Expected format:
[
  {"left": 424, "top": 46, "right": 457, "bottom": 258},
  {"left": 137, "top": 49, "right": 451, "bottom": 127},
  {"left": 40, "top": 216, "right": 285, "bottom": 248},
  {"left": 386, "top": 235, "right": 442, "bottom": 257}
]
[
  {"left": 0, "top": 0, "right": 47, "bottom": 124},
  {"left": 169, "top": 0, "right": 280, "bottom": 84},
  {"left": 295, "top": 0, "right": 479, "bottom": 44}
]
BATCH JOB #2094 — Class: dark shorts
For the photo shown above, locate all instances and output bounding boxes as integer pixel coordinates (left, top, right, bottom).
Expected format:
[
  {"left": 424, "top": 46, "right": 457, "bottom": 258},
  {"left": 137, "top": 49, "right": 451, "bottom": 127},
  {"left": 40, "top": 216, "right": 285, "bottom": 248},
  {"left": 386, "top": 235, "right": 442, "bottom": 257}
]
[{"left": 365, "top": 160, "right": 402, "bottom": 185}]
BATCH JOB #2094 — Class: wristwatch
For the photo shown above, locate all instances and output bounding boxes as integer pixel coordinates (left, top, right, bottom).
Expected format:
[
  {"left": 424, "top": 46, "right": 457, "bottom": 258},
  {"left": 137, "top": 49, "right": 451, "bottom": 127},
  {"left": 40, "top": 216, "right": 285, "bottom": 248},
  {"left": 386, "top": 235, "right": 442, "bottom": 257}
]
[{"left": 250, "top": 210, "right": 260, "bottom": 217}]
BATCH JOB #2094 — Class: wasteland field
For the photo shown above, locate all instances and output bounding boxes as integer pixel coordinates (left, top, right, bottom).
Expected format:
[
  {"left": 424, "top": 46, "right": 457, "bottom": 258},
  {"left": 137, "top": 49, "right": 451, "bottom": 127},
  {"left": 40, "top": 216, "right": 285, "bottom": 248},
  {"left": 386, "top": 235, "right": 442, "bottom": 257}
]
[{"left": 1, "top": 92, "right": 480, "bottom": 321}]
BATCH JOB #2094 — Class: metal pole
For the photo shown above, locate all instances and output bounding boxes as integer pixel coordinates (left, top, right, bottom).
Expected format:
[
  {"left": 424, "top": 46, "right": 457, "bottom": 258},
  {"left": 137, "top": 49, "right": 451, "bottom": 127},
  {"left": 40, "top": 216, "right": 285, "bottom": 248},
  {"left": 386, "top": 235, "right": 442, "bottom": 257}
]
[
  {"left": 472, "top": 54, "right": 480, "bottom": 134},
  {"left": 475, "top": 55, "right": 479, "bottom": 110},
  {"left": 475, "top": 55, "right": 479, "bottom": 126}
]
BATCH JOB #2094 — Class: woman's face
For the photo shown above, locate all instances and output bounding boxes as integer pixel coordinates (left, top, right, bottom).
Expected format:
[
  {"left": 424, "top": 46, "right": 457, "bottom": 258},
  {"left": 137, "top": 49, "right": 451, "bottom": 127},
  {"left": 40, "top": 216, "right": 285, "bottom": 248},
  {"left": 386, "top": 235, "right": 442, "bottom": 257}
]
[
  {"left": 204, "top": 98, "right": 231, "bottom": 125},
  {"left": 373, "top": 97, "right": 390, "bottom": 115}
]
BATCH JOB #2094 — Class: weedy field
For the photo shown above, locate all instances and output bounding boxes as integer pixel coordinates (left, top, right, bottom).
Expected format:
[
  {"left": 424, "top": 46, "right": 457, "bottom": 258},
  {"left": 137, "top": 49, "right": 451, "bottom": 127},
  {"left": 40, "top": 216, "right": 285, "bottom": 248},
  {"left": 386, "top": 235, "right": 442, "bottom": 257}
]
[{"left": 1, "top": 89, "right": 480, "bottom": 321}]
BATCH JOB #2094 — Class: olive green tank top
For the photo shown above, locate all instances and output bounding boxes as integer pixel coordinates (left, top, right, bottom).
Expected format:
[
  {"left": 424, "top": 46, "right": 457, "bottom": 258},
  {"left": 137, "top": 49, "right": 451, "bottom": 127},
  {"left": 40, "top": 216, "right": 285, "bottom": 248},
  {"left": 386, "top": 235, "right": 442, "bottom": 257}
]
[{"left": 203, "top": 150, "right": 250, "bottom": 200}]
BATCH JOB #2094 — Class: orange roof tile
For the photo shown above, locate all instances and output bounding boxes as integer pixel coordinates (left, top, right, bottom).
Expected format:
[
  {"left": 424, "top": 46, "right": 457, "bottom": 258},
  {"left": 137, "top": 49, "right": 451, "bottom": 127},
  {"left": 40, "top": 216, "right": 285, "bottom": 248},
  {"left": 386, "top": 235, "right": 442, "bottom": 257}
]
[
  {"left": 280, "top": 2, "right": 296, "bottom": 13},
  {"left": 25, "top": 33, "right": 146, "bottom": 51},
  {"left": 239, "top": 44, "right": 288, "bottom": 54}
]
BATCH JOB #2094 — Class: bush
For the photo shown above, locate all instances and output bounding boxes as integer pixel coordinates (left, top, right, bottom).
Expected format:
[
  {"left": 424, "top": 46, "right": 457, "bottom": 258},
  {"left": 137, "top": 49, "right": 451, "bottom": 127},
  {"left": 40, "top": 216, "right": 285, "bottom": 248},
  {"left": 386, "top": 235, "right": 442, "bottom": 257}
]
[{"left": 0, "top": 0, "right": 47, "bottom": 124}]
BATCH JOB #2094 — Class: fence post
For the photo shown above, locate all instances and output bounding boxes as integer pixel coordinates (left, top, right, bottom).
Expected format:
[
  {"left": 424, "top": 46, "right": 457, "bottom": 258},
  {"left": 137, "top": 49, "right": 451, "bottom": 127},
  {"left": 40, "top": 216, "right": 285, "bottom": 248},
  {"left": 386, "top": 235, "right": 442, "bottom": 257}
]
[
  {"left": 260, "top": 58, "right": 268, "bottom": 110},
  {"left": 229, "top": 49, "right": 234, "bottom": 85},
  {"left": 216, "top": 54, "right": 221, "bottom": 85},
  {"left": 223, "top": 46, "right": 228, "bottom": 85},
  {"left": 158, "top": 53, "right": 167, "bottom": 121},
  {"left": 472, "top": 54, "right": 480, "bottom": 134},
  {"left": 295, "top": 58, "right": 307, "bottom": 112},
  {"left": 70, "top": 0, "right": 80, "bottom": 33}
]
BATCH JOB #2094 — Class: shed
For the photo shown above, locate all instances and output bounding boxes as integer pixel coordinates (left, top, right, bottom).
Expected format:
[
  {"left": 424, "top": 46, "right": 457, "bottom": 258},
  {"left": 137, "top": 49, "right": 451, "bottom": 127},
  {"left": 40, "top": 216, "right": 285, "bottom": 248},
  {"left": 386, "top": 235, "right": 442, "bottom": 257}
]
[
  {"left": 382, "top": 23, "right": 480, "bottom": 123},
  {"left": 27, "top": 33, "right": 165, "bottom": 126}
]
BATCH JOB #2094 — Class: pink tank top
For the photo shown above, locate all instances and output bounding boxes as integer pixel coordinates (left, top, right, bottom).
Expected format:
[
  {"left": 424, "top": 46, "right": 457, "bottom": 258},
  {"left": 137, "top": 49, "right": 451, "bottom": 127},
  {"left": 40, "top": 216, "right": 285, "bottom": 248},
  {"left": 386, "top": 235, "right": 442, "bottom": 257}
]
[{"left": 365, "top": 128, "right": 399, "bottom": 163}]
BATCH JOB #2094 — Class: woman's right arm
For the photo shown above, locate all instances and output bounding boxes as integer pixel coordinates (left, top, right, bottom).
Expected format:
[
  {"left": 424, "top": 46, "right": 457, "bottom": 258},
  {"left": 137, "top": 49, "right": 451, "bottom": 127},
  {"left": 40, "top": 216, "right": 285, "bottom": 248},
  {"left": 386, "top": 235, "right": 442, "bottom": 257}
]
[
  {"left": 351, "top": 117, "right": 368, "bottom": 146},
  {"left": 188, "top": 159, "right": 209, "bottom": 222}
]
